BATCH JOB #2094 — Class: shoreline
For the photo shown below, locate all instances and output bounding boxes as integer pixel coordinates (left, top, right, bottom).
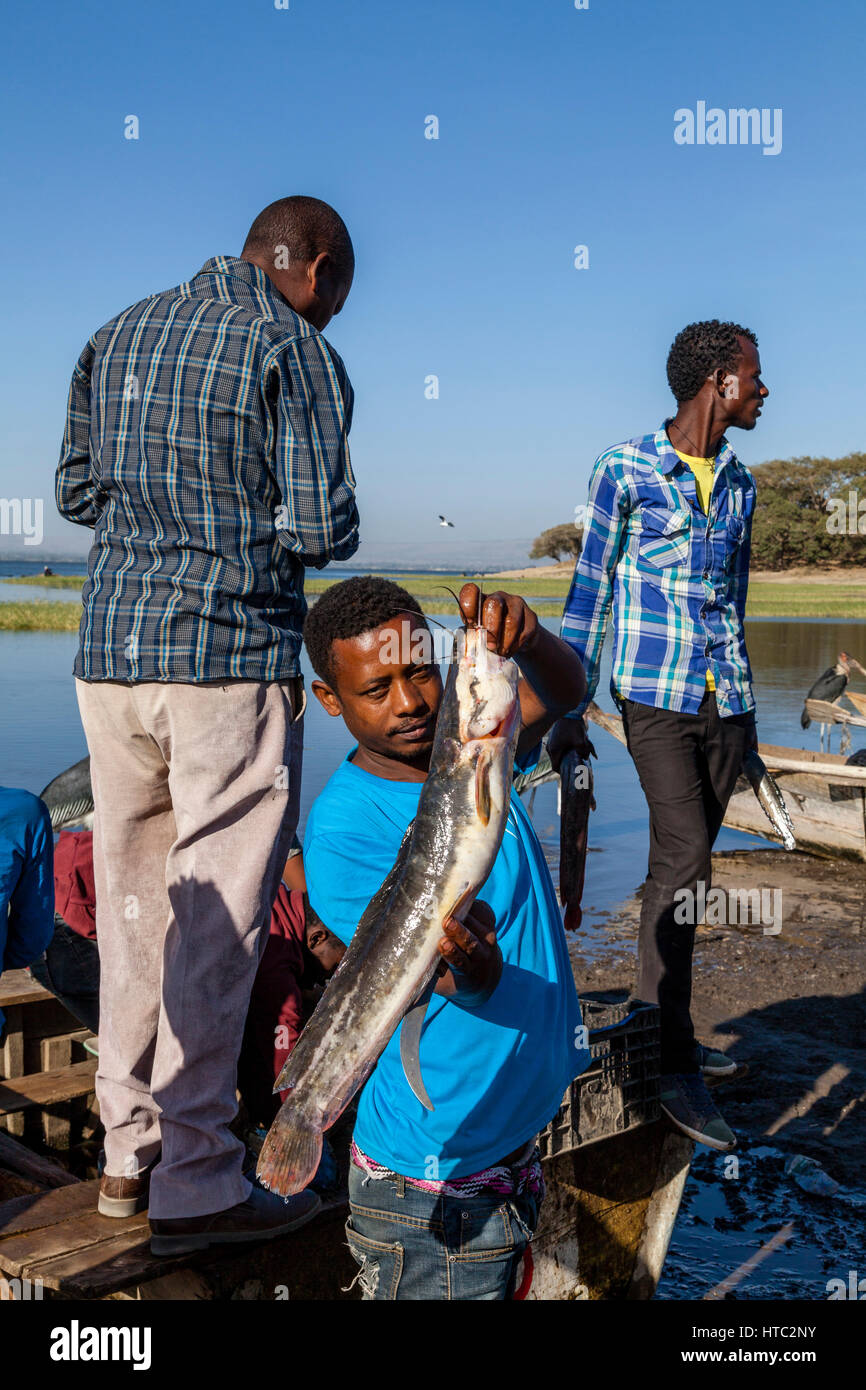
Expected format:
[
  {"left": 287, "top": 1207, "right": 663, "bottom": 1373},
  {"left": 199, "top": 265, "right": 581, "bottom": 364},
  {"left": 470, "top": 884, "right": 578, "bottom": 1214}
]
[
  {"left": 571, "top": 847, "right": 866, "bottom": 1188},
  {"left": 3, "top": 564, "right": 866, "bottom": 629}
]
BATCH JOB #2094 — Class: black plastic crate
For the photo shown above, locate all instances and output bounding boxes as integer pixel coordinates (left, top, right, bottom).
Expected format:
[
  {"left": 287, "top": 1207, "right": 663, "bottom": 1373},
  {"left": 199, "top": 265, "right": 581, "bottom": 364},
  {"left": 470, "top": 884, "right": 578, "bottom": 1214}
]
[{"left": 537, "top": 991, "right": 660, "bottom": 1158}]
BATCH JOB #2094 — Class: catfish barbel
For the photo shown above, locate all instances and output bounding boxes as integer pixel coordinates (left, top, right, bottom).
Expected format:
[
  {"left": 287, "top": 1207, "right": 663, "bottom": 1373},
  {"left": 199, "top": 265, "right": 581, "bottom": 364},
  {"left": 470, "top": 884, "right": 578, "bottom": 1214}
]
[{"left": 256, "top": 624, "right": 522, "bottom": 1198}]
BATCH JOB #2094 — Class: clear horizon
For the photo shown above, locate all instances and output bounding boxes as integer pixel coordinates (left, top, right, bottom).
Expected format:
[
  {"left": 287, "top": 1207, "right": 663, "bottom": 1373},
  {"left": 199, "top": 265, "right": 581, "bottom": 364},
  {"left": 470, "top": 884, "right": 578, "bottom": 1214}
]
[{"left": 3, "top": 0, "right": 864, "bottom": 562}]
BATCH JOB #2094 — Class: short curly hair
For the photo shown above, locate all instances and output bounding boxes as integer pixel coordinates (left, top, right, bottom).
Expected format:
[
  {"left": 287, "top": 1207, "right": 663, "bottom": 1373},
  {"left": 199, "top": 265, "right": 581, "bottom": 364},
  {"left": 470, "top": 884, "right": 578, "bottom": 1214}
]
[
  {"left": 666, "top": 320, "right": 758, "bottom": 403},
  {"left": 303, "top": 576, "right": 424, "bottom": 687}
]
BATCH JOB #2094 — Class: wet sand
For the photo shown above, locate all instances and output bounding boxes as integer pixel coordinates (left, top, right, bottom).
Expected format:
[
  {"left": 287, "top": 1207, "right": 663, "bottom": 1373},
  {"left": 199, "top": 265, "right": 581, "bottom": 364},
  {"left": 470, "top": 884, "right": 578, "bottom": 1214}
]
[{"left": 569, "top": 848, "right": 866, "bottom": 1187}]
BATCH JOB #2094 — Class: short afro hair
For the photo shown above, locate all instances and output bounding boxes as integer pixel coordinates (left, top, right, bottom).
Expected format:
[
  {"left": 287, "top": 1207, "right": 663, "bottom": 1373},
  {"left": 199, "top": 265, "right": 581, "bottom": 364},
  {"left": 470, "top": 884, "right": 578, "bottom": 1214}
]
[
  {"left": 243, "top": 195, "right": 354, "bottom": 280},
  {"left": 666, "top": 320, "right": 758, "bottom": 403},
  {"left": 303, "top": 576, "right": 425, "bottom": 688}
]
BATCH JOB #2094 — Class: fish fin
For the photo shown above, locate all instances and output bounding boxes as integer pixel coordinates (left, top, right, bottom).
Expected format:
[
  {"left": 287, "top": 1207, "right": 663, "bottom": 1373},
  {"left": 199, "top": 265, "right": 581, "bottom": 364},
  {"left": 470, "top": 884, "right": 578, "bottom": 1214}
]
[
  {"left": 475, "top": 749, "right": 491, "bottom": 825},
  {"left": 400, "top": 978, "right": 436, "bottom": 1112},
  {"left": 255, "top": 1105, "right": 322, "bottom": 1197}
]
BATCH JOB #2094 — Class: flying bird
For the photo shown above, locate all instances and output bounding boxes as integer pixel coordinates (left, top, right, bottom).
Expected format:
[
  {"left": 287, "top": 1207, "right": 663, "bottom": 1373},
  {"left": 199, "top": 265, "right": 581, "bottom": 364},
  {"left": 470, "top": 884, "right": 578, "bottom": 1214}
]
[{"left": 438, "top": 515, "right": 454, "bottom": 528}]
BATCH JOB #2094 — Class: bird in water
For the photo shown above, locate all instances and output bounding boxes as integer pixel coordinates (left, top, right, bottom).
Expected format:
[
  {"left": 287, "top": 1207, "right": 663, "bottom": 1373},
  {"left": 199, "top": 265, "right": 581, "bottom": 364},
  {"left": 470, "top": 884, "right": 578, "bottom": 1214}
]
[
  {"left": 801, "top": 651, "right": 866, "bottom": 749},
  {"left": 438, "top": 514, "right": 454, "bottom": 527}
]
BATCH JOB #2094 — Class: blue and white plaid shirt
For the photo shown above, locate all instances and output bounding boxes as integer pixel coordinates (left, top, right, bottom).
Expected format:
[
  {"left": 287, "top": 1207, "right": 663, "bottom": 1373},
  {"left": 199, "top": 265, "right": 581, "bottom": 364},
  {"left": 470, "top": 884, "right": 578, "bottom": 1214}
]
[
  {"left": 57, "top": 255, "right": 359, "bottom": 683},
  {"left": 561, "top": 423, "right": 756, "bottom": 718}
]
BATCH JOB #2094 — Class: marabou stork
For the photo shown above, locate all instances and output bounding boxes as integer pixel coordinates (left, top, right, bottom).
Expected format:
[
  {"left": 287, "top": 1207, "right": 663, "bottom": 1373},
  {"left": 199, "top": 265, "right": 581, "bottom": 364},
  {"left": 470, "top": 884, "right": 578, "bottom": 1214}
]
[{"left": 801, "top": 651, "right": 866, "bottom": 750}]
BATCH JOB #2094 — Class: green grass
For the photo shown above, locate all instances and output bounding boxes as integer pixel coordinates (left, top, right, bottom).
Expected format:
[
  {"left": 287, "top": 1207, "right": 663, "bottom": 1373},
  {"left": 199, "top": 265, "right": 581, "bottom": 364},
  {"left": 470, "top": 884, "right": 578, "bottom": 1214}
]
[
  {"left": 3, "top": 570, "right": 866, "bottom": 629},
  {"left": 746, "top": 582, "right": 866, "bottom": 618},
  {"left": 304, "top": 572, "right": 572, "bottom": 597},
  {"left": 2, "top": 574, "right": 87, "bottom": 589},
  {"left": 0, "top": 601, "right": 81, "bottom": 631}
]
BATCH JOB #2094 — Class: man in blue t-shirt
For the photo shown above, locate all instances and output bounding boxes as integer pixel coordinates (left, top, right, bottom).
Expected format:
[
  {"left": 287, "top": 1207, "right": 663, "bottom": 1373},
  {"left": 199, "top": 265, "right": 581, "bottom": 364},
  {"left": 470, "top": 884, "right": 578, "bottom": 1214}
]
[{"left": 301, "top": 575, "right": 591, "bottom": 1300}]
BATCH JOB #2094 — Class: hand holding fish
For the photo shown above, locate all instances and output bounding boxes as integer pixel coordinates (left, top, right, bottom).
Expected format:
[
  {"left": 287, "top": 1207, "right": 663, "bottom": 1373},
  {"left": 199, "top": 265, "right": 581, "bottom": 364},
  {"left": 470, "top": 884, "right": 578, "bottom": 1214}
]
[
  {"left": 547, "top": 715, "right": 595, "bottom": 771},
  {"left": 458, "top": 583, "right": 538, "bottom": 658},
  {"left": 436, "top": 898, "right": 502, "bottom": 1004}
]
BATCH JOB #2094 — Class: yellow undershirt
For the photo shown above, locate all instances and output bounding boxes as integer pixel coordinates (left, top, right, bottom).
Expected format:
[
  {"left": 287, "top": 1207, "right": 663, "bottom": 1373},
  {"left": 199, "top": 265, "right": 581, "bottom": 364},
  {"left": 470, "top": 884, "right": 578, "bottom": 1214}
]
[{"left": 674, "top": 448, "right": 717, "bottom": 692}]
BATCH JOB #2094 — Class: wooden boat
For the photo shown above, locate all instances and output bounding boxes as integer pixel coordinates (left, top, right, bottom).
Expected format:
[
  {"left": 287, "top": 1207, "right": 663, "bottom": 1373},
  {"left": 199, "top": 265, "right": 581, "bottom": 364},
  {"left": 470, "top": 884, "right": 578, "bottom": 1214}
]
[
  {"left": 584, "top": 703, "right": 866, "bottom": 863},
  {"left": 0, "top": 971, "right": 691, "bottom": 1301}
]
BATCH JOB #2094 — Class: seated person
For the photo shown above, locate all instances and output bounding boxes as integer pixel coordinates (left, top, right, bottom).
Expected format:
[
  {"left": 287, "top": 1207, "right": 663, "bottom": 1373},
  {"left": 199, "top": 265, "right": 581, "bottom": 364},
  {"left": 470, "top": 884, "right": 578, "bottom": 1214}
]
[
  {"left": 0, "top": 786, "right": 55, "bottom": 1039},
  {"left": 300, "top": 575, "right": 591, "bottom": 1301},
  {"left": 31, "top": 830, "right": 344, "bottom": 1135}
]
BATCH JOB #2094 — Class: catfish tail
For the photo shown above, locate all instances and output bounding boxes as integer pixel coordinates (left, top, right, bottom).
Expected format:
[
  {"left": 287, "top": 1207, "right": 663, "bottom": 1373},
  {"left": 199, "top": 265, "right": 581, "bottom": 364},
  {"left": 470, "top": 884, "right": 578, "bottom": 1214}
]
[
  {"left": 564, "top": 904, "right": 583, "bottom": 932},
  {"left": 255, "top": 1104, "right": 323, "bottom": 1197}
]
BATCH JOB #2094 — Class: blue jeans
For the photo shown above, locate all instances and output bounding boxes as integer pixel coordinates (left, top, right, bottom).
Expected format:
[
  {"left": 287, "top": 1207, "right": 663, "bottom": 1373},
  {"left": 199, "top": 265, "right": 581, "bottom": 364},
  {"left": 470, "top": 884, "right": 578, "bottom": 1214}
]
[
  {"left": 29, "top": 917, "right": 100, "bottom": 1034},
  {"left": 346, "top": 1159, "right": 540, "bottom": 1301}
]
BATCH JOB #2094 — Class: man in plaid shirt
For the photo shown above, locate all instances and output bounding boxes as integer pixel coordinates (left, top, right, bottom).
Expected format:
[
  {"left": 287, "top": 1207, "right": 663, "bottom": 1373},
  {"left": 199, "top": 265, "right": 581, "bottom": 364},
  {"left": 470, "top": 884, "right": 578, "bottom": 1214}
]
[
  {"left": 554, "top": 321, "right": 769, "bottom": 1152},
  {"left": 56, "top": 196, "right": 358, "bottom": 1252}
]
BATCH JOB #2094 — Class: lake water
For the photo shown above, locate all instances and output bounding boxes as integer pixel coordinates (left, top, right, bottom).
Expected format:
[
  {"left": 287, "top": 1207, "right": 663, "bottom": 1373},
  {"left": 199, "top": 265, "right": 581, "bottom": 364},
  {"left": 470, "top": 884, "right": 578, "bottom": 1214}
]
[{"left": 3, "top": 602, "right": 864, "bottom": 932}]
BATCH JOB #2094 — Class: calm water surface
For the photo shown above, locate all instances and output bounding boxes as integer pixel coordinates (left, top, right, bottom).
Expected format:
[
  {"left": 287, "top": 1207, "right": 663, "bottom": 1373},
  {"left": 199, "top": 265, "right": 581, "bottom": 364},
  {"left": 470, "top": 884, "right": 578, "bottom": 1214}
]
[{"left": 2, "top": 611, "right": 865, "bottom": 929}]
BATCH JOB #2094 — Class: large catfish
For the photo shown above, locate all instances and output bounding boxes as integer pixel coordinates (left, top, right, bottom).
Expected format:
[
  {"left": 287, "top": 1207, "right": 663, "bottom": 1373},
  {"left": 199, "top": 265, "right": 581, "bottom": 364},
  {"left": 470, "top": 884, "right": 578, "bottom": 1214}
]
[{"left": 256, "top": 624, "right": 522, "bottom": 1197}]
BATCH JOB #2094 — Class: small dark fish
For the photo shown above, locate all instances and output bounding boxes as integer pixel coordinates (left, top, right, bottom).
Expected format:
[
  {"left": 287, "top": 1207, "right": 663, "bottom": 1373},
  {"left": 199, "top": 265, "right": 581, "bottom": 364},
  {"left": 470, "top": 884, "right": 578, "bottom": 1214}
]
[
  {"left": 558, "top": 740, "right": 596, "bottom": 931},
  {"left": 39, "top": 757, "right": 94, "bottom": 830},
  {"left": 743, "top": 749, "right": 796, "bottom": 851}
]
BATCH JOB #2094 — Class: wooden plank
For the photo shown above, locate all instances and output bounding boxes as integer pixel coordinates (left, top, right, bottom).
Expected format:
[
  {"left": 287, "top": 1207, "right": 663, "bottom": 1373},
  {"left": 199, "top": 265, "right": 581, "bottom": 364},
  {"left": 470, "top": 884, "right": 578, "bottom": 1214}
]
[
  {"left": 759, "top": 740, "right": 849, "bottom": 766},
  {"left": 0, "top": 1173, "right": 45, "bottom": 1201},
  {"left": 40, "top": 1205, "right": 353, "bottom": 1300},
  {"left": 725, "top": 785, "right": 866, "bottom": 860},
  {"left": 23, "top": 1229, "right": 181, "bottom": 1299},
  {"left": 41, "top": 1038, "right": 73, "bottom": 1149},
  {"left": 0, "top": 1006, "right": 25, "bottom": 1138},
  {"left": 805, "top": 697, "right": 866, "bottom": 729},
  {"left": 0, "top": 972, "right": 54, "bottom": 1010},
  {"left": 24, "top": 1007, "right": 89, "bottom": 1072},
  {"left": 0, "top": 1132, "right": 79, "bottom": 1189},
  {"left": 0, "top": 1060, "right": 97, "bottom": 1118},
  {"left": 844, "top": 689, "right": 866, "bottom": 718},
  {"left": 0, "top": 1210, "right": 151, "bottom": 1290},
  {"left": 0, "top": 1181, "right": 97, "bottom": 1241}
]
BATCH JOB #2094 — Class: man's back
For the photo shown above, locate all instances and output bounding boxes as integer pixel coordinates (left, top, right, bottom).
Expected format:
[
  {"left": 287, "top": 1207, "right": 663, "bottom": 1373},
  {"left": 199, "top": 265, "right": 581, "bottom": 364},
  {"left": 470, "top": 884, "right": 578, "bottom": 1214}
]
[{"left": 57, "top": 255, "right": 359, "bottom": 683}]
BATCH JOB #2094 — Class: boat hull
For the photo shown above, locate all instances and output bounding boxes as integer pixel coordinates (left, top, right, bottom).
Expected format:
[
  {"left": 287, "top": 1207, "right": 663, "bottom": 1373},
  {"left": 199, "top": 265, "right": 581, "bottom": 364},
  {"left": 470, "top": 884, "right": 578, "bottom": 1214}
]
[{"left": 725, "top": 742, "right": 866, "bottom": 861}]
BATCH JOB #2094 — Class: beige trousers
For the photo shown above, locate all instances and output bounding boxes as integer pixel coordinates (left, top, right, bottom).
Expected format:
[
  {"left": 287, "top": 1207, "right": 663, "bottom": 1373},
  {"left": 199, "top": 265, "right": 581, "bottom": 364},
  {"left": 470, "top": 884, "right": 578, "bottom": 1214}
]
[{"left": 75, "top": 677, "right": 303, "bottom": 1219}]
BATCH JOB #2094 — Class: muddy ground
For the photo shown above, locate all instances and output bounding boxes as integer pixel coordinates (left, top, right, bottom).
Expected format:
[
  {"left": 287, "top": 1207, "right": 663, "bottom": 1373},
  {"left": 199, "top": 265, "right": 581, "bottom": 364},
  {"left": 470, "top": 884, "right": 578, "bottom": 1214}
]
[{"left": 569, "top": 848, "right": 866, "bottom": 1187}]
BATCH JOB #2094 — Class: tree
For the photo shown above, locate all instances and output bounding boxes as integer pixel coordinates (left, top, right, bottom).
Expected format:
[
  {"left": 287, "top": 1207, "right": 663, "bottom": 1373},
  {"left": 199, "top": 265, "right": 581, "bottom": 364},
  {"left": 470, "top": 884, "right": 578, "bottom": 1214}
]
[
  {"left": 750, "top": 453, "right": 866, "bottom": 570},
  {"left": 529, "top": 522, "right": 583, "bottom": 563}
]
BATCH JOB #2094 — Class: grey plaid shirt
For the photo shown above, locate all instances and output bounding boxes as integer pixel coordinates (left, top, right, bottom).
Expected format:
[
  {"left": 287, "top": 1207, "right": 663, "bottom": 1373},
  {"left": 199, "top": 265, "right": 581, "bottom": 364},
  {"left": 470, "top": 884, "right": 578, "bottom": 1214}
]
[{"left": 57, "top": 255, "right": 359, "bottom": 682}]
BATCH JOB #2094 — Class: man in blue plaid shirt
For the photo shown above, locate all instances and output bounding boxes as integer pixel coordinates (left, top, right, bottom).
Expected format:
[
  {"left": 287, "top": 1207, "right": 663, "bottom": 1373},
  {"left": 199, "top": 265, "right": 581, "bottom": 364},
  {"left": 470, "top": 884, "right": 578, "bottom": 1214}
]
[
  {"left": 56, "top": 197, "right": 358, "bottom": 1252},
  {"left": 554, "top": 321, "right": 769, "bottom": 1152}
]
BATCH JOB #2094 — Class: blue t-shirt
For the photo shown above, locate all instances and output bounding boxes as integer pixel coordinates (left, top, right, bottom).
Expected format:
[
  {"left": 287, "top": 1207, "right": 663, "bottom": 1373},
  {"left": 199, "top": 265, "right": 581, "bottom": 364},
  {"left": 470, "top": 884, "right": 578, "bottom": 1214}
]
[
  {"left": 304, "top": 752, "right": 590, "bottom": 1179},
  {"left": 0, "top": 788, "right": 55, "bottom": 1029}
]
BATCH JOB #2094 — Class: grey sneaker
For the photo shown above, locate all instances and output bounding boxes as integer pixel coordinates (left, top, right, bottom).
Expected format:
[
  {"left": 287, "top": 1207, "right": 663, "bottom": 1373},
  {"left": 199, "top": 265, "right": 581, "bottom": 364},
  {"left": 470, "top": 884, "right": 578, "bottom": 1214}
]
[
  {"left": 659, "top": 1072, "right": 737, "bottom": 1151},
  {"left": 695, "top": 1041, "right": 737, "bottom": 1077},
  {"left": 150, "top": 1184, "right": 321, "bottom": 1256}
]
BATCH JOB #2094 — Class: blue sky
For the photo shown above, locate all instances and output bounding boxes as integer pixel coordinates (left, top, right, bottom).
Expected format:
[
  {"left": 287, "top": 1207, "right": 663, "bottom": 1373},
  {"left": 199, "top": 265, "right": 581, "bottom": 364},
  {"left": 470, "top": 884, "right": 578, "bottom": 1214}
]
[{"left": 3, "top": 0, "right": 864, "bottom": 565}]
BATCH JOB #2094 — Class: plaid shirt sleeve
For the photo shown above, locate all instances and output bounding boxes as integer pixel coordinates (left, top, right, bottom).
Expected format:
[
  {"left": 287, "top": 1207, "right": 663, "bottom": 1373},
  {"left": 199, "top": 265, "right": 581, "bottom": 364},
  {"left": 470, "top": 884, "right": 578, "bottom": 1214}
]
[
  {"left": 268, "top": 334, "right": 360, "bottom": 570},
  {"left": 729, "top": 482, "right": 754, "bottom": 630},
  {"left": 729, "top": 476, "right": 756, "bottom": 688},
  {"left": 560, "top": 453, "right": 630, "bottom": 716},
  {"left": 56, "top": 339, "right": 103, "bottom": 527}
]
